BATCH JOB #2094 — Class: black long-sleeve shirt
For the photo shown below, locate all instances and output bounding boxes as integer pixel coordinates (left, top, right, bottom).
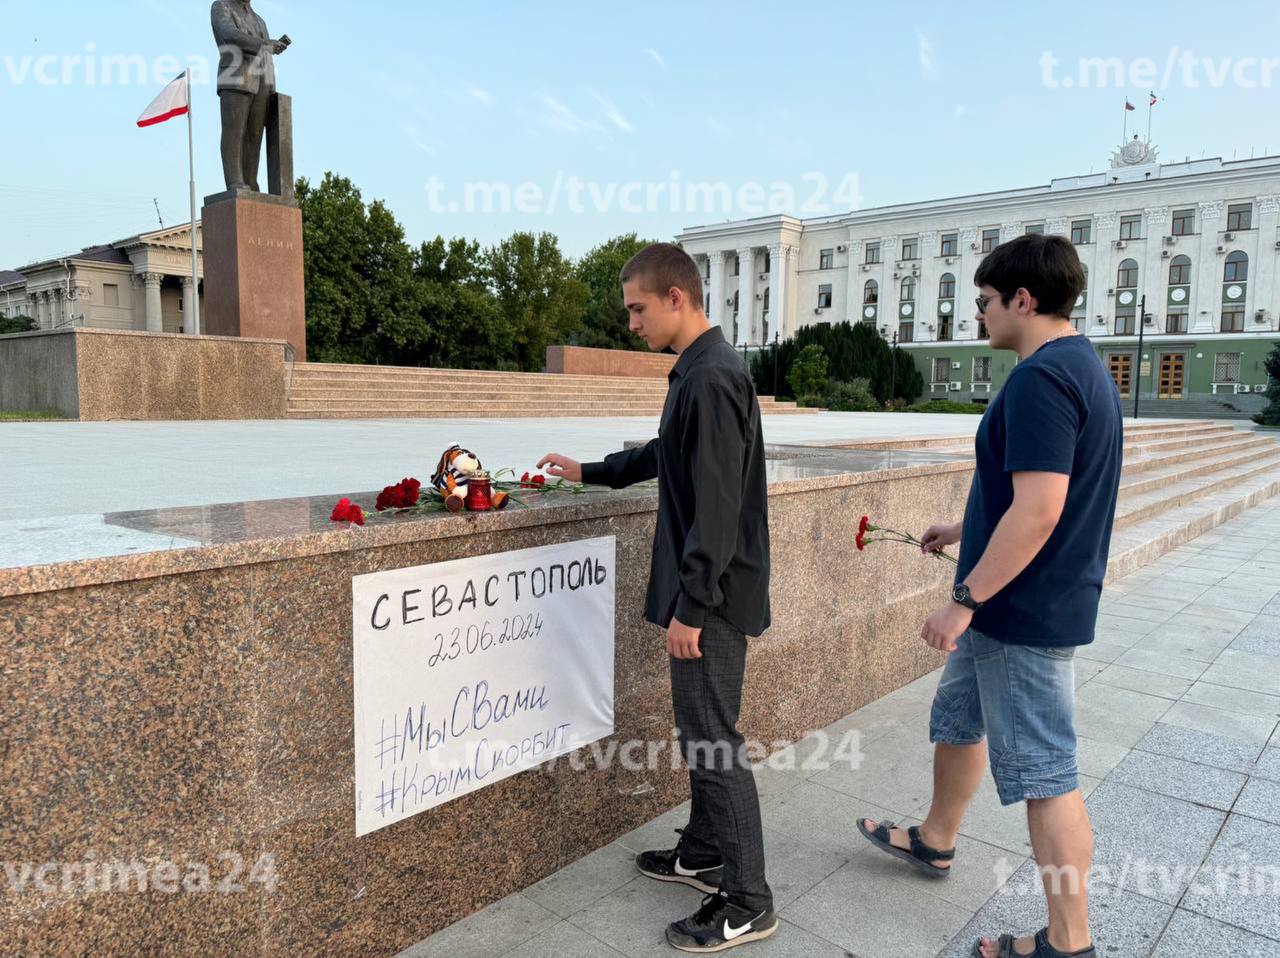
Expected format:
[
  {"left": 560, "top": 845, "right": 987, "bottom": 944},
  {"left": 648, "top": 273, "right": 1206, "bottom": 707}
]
[{"left": 581, "top": 327, "right": 771, "bottom": 636}]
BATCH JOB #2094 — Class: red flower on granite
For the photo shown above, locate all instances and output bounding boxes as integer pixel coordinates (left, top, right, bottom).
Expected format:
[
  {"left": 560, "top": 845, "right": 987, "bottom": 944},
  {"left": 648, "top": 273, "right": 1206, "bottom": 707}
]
[
  {"left": 330, "top": 498, "right": 365, "bottom": 526},
  {"left": 520, "top": 472, "right": 547, "bottom": 489},
  {"left": 376, "top": 477, "right": 422, "bottom": 511}
]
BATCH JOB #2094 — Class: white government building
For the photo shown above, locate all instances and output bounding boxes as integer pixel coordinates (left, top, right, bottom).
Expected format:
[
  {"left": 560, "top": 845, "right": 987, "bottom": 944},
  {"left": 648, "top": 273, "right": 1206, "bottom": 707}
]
[
  {"left": 678, "top": 139, "right": 1280, "bottom": 404},
  {"left": 0, "top": 224, "right": 204, "bottom": 334}
]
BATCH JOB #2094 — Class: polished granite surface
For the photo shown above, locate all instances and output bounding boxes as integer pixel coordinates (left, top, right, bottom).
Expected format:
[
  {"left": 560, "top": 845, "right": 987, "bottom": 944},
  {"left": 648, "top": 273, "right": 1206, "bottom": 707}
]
[{"left": 0, "top": 443, "right": 972, "bottom": 594}]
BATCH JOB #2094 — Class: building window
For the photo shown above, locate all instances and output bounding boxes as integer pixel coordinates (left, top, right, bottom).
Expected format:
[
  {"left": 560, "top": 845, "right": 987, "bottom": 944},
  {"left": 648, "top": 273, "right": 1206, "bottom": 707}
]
[
  {"left": 863, "top": 280, "right": 878, "bottom": 304},
  {"left": 732, "top": 290, "right": 739, "bottom": 315},
  {"left": 865, "top": 242, "right": 880, "bottom": 265},
  {"left": 762, "top": 287, "right": 770, "bottom": 317},
  {"left": 732, "top": 255, "right": 740, "bottom": 276},
  {"left": 817, "top": 284, "right": 832, "bottom": 308},
  {"left": 1025, "top": 223, "right": 1045, "bottom": 235},
  {"left": 938, "top": 273, "right": 955, "bottom": 299},
  {"left": 981, "top": 228, "right": 1000, "bottom": 253},
  {"left": 1119, "top": 214, "right": 1142, "bottom": 241},
  {"left": 819, "top": 248, "right": 834, "bottom": 270},
  {"left": 702, "top": 259, "right": 710, "bottom": 280},
  {"left": 705, "top": 293, "right": 711, "bottom": 313},
  {"left": 901, "top": 276, "right": 916, "bottom": 301},
  {"left": 1171, "top": 208, "right": 1195, "bottom": 235},
  {"left": 1221, "top": 308, "right": 1245, "bottom": 333},
  {"left": 1166, "top": 309, "right": 1188, "bottom": 334},
  {"left": 1115, "top": 314, "right": 1136, "bottom": 335},
  {"left": 1070, "top": 219, "right": 1092, "bottom": 244},
  {"left": 763, "top": 251, "right": 771, "bottom": 274},
  {"left": 900, "top": 237, "right": 919, "bottom": 260},
  {"left": 1168, "top": 255, "right": 1192, "bottom": 286},
  {"left": 940, "top": 233, "right": 957, "bottom": 256},
  {"left": 938, "top": 315, "right": 953, "bottom": 341},
  {"left": 1215, "top": 351, "right": 1242, "bottom": 382},
  {"left": 1226, "top": 203, "right": 1252, "bottom": 231},
  {"left": 1072, "top": 265, "right": 1088, "bottom": 330},
  {"left": 1224, "top": 251, "right": 1249, "bottom": 282},
  {"left": 899, "top": 322, "right": 914, "bottom": 343},
  {"left": 973, "top": 356, "right": 991, "bottom": 383},
  {"left": 1116, "top": 258, "right": 1139, "bottom": 288},
  {"left": 932, "top": 358, "right": 951, "bottom": 384},
  {"left": 977, "top": 320, "right": 989, "bottom": 339}
]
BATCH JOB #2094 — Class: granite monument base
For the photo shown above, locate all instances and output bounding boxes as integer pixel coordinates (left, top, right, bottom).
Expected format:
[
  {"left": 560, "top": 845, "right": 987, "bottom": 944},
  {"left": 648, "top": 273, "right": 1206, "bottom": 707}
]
[{"left": 201, "top": 190, "right": 307, "bottom": 362}]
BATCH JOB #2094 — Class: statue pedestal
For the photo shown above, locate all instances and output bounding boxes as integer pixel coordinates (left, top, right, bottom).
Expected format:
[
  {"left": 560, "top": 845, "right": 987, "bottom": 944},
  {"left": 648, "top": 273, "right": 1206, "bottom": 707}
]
[{"left": 201, "top": 190, "right": 307, "bottom": 362}]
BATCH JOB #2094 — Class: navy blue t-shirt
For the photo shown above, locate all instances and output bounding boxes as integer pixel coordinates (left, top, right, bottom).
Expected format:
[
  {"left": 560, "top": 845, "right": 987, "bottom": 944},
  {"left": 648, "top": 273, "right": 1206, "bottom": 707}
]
[{"left": 957, "top": 335, "right": 1123, "bottom": 647}]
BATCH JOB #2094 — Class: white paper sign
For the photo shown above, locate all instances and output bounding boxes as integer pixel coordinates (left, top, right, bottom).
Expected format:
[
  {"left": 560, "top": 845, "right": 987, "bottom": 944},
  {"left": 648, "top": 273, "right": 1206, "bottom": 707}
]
[{"left": 352, "top": 537, "right": 616, "bottom": 835}]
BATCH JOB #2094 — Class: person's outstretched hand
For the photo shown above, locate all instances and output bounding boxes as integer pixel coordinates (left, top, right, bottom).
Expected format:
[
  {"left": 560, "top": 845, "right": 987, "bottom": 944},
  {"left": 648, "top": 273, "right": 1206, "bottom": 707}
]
[{"left": 537, "top": 453, "right": 583, "bottom": 483}]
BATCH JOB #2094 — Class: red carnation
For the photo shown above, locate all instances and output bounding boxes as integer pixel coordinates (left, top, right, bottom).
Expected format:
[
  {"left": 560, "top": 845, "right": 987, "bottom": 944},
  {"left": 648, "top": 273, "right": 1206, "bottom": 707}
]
[
  {"left": 859, "top": 515, "right": 870, "bottom": 536},
  {"left": 521, "top": 471, "right": 546, "bottom": 489},
  {"left": 855, "top": 531, "right": 866, "bottom": 551},
  {"left": 375, "top": 477, "right": 422, "bottom": 511},
  {"left": 330, "top": 498, "right": 365, "bottom": 526},
  {"left": 532, "top": 474, "right": 546, "bottom": 486}
]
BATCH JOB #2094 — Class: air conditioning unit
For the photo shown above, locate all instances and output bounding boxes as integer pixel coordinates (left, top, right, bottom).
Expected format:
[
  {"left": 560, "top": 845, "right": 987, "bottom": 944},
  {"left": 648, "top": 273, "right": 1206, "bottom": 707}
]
[
  {"left": 970, "top": 242, "right": 979, "bottom": 250},
  {"left": 813, "top": 307, "right": 824, "bottom": 314},
  {"left": 1217, "top": 245, "right": 1227, "bottom": 253},
  {"left": 726, "top": 298, "right": 734, "bottom": 305},
  {"left": 861, "top": 263, "right": 871, "bottom": 271},
  {"left": 951, "top": 362, "right": 962, "bottom": 370},
  {"left": 1114, "top": 240, "right": 1127, "bottom": 249},
  {"left": 1235, "top": 384, "right": 1251, "bottom": 394},
  {"left": 758, "top": 272, "right": 768, "bottom": 280},
  {"left": 925, "top": 323, "right": 936, "bottom": 331},
  {"left": 1095, "top": 316, "right": 1107, "bottom": 325},
  {"left": 945, "top": 257, "right": 955, "bottom": 264},
  {"left": 1107, "top": 288, "right": 1116, "bottom": 296},
  {"left": 1274, "top": 240, "right": 1280, "bottom": 250},
  {"left": 972, "top": 382, "right": 992, "bottom": 393},
  {"left": 836, "top": 244, "right": 847, "bottom": 252},
  {"left": 1224, "top": 232, "right": 1236, "bottom": 241},
  {"left": 948, "top": 382, "right": 963, "bottom": 392},
  {"left": 879, "top": 325, "right": 890, "bottom": 334},
  {"left": 958, "top": 320, "right": 969, "bottom": 329},
  {"left": 911, "top": 267, "right": 920, "bottom": 276},
  {"left": 1255, "top": 310, "right": 1267, "bottom": 323},
  {"left": 892, "top": 271, "right": 901, "bottom": 279},
  {"left": 1255, "top": 385, "right": 1267, "bottom": 393},
  {"left": 754, "top": 293, "right": 762, "bottom": 300},
  {"left": 1163, "top": 236, "right": 1176, "bottom": 246},
  {"left": 1161, "top": 250, "right": 1171, "bottom": 258}
]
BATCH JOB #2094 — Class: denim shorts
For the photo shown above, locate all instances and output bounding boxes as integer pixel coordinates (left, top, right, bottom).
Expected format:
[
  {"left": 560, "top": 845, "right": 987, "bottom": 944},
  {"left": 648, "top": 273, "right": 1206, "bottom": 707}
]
[{"left": 928, "top": 628, "right": 1079, "bottom": 806}]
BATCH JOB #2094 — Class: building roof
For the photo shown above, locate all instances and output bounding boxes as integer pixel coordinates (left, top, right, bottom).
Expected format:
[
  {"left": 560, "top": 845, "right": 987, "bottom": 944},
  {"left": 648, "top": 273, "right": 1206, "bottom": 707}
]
[
  {"left": 15, "top": 221, "right": 201, "bottom": 274},
  {"left": 0, "top": 270, "right": 25, "bottom": 288}
]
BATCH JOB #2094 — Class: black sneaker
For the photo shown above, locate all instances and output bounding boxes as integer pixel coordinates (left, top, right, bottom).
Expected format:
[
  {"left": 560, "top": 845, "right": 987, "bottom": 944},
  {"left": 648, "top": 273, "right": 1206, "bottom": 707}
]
[
  {"left": 636, "top": 828, "right": 724, "bottom": 894},
  {"left": 666, "top": 892, "right": 778, "bottom": 953}
]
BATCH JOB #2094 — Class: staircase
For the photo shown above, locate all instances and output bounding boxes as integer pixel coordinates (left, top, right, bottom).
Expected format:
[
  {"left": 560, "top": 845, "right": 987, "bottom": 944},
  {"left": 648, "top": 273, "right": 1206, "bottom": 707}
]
[
  {"left": 841, "top": 421, "right": 1280, "bottom": 581},
  {"left": 285, "top": 362, "right": 817, "bottom": 419},
  {"left": 1124, "top": 395, "right": 1265, "bottom": 421}
]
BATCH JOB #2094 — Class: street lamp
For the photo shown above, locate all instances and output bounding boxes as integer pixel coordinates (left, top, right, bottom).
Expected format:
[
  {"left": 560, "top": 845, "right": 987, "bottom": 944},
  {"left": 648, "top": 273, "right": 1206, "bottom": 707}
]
[{"left": 890, "top": 330, "right": 899, "bottom": 402}]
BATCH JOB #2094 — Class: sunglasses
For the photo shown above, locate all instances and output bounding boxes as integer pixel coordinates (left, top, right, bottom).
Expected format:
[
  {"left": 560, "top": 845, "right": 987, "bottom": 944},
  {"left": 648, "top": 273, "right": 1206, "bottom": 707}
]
[{"left": 975, "top": 294, "right": 997, "bottom": 315}]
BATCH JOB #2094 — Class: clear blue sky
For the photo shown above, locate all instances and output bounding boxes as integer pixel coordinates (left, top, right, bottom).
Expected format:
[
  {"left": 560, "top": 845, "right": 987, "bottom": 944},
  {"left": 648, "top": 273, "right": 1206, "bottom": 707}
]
[{"left": 2, "top": 0, "right": 1278, "bottom": 269}]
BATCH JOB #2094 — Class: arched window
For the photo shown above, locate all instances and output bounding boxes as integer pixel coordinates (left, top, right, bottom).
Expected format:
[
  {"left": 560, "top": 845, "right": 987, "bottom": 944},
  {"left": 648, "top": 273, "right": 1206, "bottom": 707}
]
[
  {"left": 1116, "top": 258, "right": 1139, "bottom": 288},
  {"left": 1168, "top": 255, "right": 1192, "bottom": 286},
  {"left": 863, "top": 279, "right": 878, "bottom": 304},
  {"left": 901, "top": 276, "right": 916, "bottom": 301},
  {"left": 1224, "top": 251, "right": 1249, "bottom": 283},
  {"left": 938, "top": 272, "right": 956, "bottom": 299}
]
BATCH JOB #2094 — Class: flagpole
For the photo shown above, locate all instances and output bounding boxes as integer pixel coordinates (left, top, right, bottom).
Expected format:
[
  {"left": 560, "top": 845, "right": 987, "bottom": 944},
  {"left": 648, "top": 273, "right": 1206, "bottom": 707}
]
[
  {"left": 186, "top": 68, "right": 201, "bottom": 336},
  {"left": 1122, "top": 101, "right": 1129, "bottom": 142},
  {"left": 1147, "top": 94, "right": 1153, "bottom": 143}
]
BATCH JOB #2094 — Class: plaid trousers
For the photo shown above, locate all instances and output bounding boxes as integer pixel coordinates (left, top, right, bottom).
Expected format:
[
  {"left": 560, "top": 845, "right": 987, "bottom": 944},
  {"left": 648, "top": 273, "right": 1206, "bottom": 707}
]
[{"left": 670, "top": 613, "right": 774, "bottom": 914}]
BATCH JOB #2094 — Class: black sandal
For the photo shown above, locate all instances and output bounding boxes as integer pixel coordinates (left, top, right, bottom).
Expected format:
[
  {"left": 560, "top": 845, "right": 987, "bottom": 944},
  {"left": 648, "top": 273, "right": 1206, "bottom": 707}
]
[
  {"left": 971, "top": 927, "right": 1096, "bottom": 958},
  {"left": 856, "top": 819, "right": 955, "bottom": 878}
]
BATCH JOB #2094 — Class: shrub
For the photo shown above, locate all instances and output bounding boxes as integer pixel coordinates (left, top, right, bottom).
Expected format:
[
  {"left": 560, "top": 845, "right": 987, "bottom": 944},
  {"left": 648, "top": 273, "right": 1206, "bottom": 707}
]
[
  {"left": 901, "top": 399, "right": 987, "bottom": 415},
  {"left": 787, "top": 344, "right": 828, "bottom": 403},
  {"left": 824, "top": 378, "right": 880, "bottom": 412}
]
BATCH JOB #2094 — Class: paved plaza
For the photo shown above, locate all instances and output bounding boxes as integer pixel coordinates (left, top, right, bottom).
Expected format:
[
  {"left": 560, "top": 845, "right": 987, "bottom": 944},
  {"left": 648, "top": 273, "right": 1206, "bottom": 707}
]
[{"left": 401, "top": 498, "right": 1280, "bottom": 958}]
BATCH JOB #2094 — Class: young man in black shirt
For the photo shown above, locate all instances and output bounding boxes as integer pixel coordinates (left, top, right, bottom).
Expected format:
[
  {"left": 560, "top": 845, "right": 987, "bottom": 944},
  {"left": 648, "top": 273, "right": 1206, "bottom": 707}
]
[{"left": 539, "top": 243, "right": 776, "bottom": 952}]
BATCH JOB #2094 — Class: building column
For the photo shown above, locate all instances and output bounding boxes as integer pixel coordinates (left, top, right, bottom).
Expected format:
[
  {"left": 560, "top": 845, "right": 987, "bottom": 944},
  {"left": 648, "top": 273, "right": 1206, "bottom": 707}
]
[
  {"left": 880, "top": 236, "right": 898, "bottom": 340},
  {"left": 1193, "top": 202, "right": 1223, "bottom": 333},
  {"left": 1254, "top": 195, "right": 1279, "bottom": 330},
  {"left": 958, "top": 228, "right": 979, "bottom": 340},
  {"left": 917, "top": 230, "right": 938, "bottom": 343},
  {"left": 768, "top": 243, "right": 795, "bottom": 341},
  {"left": 27, "top": 293, "right": 39, "bottom": 327},
  {"left": 736, "top": 247, "right": 754, "bottom": 346},
  {"left": 181, "top": 276, "right": 196, "bottom": 334},
  {"left": 52, "top": 289, "right": 66, "bottom": 327},
  {"left": 845, "top": 239, "right": 863, "bottom": 325},
  {"left": 70, "top": 284, "right": 91, "bottom": 326},
  {"left": 1141, "top": 207, "right": 1168, "bottom": 333},
  {"left": 1092, "top": 211, "right": 1118, "bottom": 337},
  {"left": 707, "top": 251, "right": 725, "bottom": 329},
  {"left": 142, "top": 272, "right": 164, "bottom": 332}
]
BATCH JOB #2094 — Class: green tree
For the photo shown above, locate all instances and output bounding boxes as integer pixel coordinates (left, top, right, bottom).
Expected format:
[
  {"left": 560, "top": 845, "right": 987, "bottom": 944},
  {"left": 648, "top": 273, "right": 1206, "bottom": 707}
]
[
  {"left": 0, "top": 315, "right": 37, "bottom": 335},
  {"left": 752, "top": 322, "right": 923, "bottom": 404},
  {"left": 1254, "top": 342, "right": 1280, "bottom": 427},
  {"left": 572, "top": 233, "right": 655, "bottom": 350},
  {"left": 412, "top": 237, "right": 512, "bottom": 370},
  {"left": 788, "top": 344, "right": 829, "bottom": 405},
  {"left": 297, "top": 173, "right": 420, "bottom": 364},
  {"left": 483, "top": 232, "right": 589, "bottom": 371}
]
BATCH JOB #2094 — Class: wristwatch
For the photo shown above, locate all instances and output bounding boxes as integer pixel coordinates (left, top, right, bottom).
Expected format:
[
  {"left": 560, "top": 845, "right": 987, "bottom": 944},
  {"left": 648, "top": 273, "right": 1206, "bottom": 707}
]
[{"left": 951, "top": 583, "right": 984, "bottom": 612}]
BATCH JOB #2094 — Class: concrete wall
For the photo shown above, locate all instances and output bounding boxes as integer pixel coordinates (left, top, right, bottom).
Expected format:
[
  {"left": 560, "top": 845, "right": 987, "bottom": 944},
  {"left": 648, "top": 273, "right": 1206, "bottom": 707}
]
[
  {"left": 0, "top": 328, "right": 291, "bottom": 420},
  {"left": 546, "top": 345, "right": 677, "bottom": 378}
]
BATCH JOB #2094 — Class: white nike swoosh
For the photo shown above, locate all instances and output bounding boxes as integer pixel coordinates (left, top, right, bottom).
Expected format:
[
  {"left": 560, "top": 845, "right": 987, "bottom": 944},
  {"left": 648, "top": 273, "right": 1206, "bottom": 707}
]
[
  {"left": 672, "top": 859, "right": 710, "bottom": 877},
  {"left": 723, "top": 919, "right": 755, "bottom": 940}
]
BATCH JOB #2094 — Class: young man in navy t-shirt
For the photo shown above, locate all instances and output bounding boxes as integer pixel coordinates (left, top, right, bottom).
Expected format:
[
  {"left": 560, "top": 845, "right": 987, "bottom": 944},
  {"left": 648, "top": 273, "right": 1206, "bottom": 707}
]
[{"left": 858, "top": 234, "right": 1121, "bottom": 958}]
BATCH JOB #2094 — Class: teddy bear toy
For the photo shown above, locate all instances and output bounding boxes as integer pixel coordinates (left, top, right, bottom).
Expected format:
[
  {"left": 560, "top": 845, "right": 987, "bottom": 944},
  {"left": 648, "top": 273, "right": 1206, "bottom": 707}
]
[{"left": 430, "top": 444, "right": 509, "bottom": 513}]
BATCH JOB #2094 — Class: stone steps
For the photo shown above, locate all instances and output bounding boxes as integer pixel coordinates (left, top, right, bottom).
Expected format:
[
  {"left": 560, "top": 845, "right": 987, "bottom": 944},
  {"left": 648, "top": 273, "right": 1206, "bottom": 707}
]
[
  {"left": 1114, "top": 449, "right": 1280, "bottom": 530},
  {"left": 283, "top": 361, "right": 821, "bottom": 418}
]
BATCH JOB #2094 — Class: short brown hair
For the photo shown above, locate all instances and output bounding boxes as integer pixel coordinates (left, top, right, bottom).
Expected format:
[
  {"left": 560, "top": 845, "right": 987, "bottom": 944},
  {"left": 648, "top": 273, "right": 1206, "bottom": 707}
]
[
  {"left": 619, "top": 243, "right": 704, "bottom": 309},
  {"left": 973, "top": 233, "right": 1085, "bottom": 319}
]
